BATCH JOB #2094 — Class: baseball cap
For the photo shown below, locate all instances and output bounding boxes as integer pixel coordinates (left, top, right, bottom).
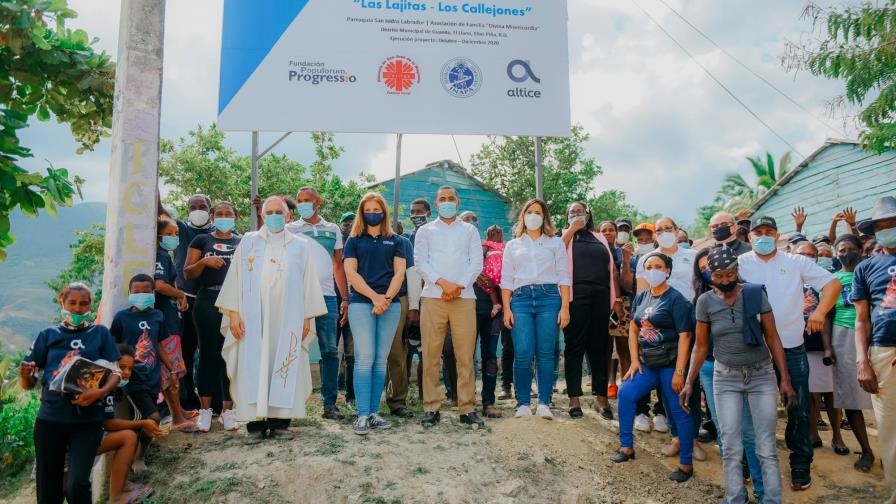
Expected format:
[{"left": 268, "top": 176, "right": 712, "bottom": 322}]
[
  {"left": 339, "top": 212, "right": 355, "bottom": 223},
  {"left": 788, "top": 232, "right": 808, "bottom": 244},
  {"left": 615, "top": 218, "right": 633, "bottom": 230},
  {"left": 633, "top": 223, "right": 655, "bottom": 235},
  {"left": 750, "top": 216, "right": 777, "bottom": 232},
  {"left": 812, "top": 233, "right": 832, "bottom": 245}
]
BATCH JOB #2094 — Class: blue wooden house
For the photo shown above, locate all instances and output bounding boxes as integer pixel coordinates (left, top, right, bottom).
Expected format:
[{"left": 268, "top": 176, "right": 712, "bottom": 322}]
[
  {"left": 374, "top": 160, "right": 516, "bottom": 236},
  {"left": 750, "top": 139, "right": 896, "bottom": 238}
]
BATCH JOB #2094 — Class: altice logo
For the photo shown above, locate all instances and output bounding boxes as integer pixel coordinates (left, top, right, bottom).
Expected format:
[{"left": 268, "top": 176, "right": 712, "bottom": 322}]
[{"left": 506, "top": 59, "right": 542, "bottom": 98}]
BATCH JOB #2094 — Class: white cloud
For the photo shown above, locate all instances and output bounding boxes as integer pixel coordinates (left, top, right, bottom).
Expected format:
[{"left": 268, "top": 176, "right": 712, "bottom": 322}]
[{"left": 22, "top": 0, "right": 864, "bottom": 228}]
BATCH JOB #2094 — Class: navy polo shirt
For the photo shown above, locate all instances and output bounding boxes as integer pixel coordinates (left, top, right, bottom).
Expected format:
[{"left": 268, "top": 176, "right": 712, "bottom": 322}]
[{"left": 343, "top": 232, "right": 406, "bottom": 304}]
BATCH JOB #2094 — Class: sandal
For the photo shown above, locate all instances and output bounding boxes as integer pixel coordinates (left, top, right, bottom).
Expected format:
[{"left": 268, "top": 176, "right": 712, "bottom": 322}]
[
  {"left": 173, "top": 420, "right": 198, "bottom": 433},
  {"left": 184, "top": 410, "right": 200, "bottom": 419},
  {"left": 569, "top": 406, "right": 583, "bottom": 418},
  {"left": 668, "top": 468, "right": 693, "bottom": 483},
  {"left": 833, "top": 443, "right": 850, "bottom": 456},
  {"left": 854, "top": 452, "right": 875, "bottom": 472},
  {"left": 124, "top": 485, "right": 154, "bottom": 503}
]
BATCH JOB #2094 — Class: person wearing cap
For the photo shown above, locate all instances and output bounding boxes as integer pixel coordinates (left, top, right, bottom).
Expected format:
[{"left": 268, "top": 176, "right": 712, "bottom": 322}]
[
  {"left": 286, "top": 187, "right": 350, "bottom": 421},
  {"left": 616, "top": 218, "right": 633, "bottom": 245},
  {"left": 787, "top": 233, "right": 808, "bottom": 252},
  {"left": 709, "top": 211, "right": 752, "bottom": 256},
  {"left": 738, "top": 215, "right": 841, "bottom": 491},
  {"left": 854, "top": 195, "right": 896, "bottom": 501},
  {"left": 682, "top": 247, "right": 796, "bottom": 504}
]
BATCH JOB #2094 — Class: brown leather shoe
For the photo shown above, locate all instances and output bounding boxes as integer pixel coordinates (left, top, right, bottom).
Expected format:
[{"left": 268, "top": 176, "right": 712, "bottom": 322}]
[{"left": 483, "top": 405, "right": 502, "bottom": 418}]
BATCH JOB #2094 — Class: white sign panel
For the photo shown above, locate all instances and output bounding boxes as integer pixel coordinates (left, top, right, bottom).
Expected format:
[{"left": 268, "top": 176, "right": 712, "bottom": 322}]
[{"left": 217, "top": 0, "right": 570, "bottom": 136}]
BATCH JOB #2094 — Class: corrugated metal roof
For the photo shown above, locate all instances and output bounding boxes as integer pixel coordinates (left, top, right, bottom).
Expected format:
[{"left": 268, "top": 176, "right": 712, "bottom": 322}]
[{"left": 751, "top": 139, "right": 896, "bottom": 238}]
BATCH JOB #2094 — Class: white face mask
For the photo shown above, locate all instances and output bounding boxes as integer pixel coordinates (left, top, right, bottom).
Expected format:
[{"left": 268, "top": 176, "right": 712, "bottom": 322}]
[
  {"left": 616, "top": 231, "right": 630, "bottom": 245},
  {"left": 646, "top": 269, "right": 668, "bottom": 288},
  {"left": 188, "top": 209, "right": 210, "bottom": 227},
  {"left": 638, "top": 242, "right": 657, "bottom": 254},
  {"left": 524, "top": 213, "right": 544, "bottom": 231},
  {"left": 657, "top": 231, "right": 677, "bottom": 249}
]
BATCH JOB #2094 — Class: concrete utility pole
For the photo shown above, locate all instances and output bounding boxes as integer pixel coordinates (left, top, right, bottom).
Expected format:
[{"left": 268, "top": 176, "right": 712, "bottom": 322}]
[{"left": 99, "top": 0, "right": 166, "bottom": 321}]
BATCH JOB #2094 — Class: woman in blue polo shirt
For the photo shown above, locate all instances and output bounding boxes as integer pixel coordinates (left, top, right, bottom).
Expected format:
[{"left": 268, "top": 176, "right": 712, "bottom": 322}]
[
  {"left": 343, "top": 192, "right": 407, "bottom": 436},
  {"left": 20, "top": 283, "right": 121, "bottom": 504}
]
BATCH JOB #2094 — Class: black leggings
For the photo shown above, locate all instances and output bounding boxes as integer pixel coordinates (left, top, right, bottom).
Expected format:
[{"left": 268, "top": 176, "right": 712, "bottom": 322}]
[
  {"left": 501, "top": 325, "right": 514, "bottom": 391},
  {"left": 564, "top": 287, "right": 611, "bottom": 397},
  {"left": 194, "top": 293, "right": 231, "bottom": 401},
  {"left": 34, "top": 419, "right": 104, "bottom": 504}
]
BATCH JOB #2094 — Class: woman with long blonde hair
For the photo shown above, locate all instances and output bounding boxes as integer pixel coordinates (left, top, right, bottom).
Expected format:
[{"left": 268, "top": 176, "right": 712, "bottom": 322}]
[
  {"left": 342, "top": 192, "right": 407, "bottom": 435},
  {"left": 500, "top": 198, "right": 571, "bottom": 419}
]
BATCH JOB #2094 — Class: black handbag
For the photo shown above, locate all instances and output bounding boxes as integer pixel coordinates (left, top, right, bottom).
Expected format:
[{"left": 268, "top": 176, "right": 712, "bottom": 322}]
[{"left": 641, "top": 341, "right": 678, "bottom": 370}]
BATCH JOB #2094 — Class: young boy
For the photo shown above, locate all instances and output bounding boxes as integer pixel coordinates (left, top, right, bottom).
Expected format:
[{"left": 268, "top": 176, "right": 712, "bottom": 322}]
[
  {"left": 97, "top": 343, "right": 160, "bottom": 503},
  {"left": 111, "top": 274, "right": 183, "bottom": 471}
]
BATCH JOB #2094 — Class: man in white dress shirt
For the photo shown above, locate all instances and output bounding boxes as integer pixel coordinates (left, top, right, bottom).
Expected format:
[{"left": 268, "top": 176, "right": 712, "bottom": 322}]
[{"left": 413, "top": 186, "right": 485, "bottom": 427}]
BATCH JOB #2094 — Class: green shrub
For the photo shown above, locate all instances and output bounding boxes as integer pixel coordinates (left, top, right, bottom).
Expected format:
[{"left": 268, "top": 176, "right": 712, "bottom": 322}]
[{"left": 0, "top": 393, "right": 39, "bottom": 477}]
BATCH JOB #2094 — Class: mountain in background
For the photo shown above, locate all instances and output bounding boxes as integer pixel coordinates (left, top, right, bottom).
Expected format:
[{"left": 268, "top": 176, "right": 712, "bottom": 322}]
[{"left": 0, "top": 202, "right": 107, "bottom": 352}]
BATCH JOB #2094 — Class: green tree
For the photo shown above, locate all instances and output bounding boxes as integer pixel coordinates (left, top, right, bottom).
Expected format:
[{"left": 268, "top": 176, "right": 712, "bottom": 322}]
[
  {"left": 45, "top": 223, "right": 103, "bottom": 314},
  {"left": 470, "top": 125, "right": 603, "bottom": 217},
  {"left": 785, "top": 2, "right": 896, "bottom": 153},
  {"left": 159, "top": 124, "right": 375, "bottom": 227},
  {"left": 0, "top": 0, "right": 115, "bottom": 260}
]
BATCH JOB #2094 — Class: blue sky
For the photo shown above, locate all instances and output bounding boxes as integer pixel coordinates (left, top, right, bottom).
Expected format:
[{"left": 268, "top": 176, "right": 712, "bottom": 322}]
[{"left": 18, "top": 0, "right": 861, "bottom": 226}]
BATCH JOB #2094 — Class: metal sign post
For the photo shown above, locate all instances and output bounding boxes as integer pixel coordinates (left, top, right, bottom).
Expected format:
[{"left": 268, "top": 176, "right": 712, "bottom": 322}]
[
  {"left": 393, "top": 133, "right": 403, "bottom": 228},
  {"left": 535, "top": 137, "right": 544, "bottom": 200}
]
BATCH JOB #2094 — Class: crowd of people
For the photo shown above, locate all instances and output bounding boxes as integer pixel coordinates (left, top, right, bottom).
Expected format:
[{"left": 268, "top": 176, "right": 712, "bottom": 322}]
[{"left": 18, "top": 182, "right": 896, "bottom": 504}]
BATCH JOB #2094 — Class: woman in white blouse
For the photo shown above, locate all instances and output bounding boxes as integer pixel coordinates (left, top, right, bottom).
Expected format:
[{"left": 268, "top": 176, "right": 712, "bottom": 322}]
[{"left": 501, "top": 198, "right": 571, "bottom": 419}]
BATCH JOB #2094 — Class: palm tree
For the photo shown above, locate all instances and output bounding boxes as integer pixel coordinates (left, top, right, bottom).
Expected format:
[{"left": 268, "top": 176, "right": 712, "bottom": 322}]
[{"left": 720, "top": 151, "right": 793, "bottom": 208}]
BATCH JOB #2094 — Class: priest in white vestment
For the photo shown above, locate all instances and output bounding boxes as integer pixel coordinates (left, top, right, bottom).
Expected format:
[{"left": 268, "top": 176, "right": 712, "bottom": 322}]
[{"left": 216, "top": 196, "right": 327, "bottom": 443}]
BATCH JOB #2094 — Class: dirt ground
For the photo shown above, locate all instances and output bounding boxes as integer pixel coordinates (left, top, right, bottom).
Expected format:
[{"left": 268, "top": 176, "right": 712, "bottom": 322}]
[{"left": 6, "top": 380, "right": 892, "bottom": 504}]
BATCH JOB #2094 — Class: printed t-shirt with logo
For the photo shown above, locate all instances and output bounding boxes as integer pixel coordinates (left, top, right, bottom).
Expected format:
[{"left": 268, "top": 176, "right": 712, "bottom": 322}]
[
  {"left": 286, "top": 219, "right": 343, "bottom": 297},
  {"left": 851, "top": 253, "right": 896, "bottom": 347},
  {"left": 631, "top": 287, "right": 693, "bottom": 349},
  {"left": 24, "top": 324, "right": 121, "bottom": 423},
  {"left": 110, "top": 308, "right": 168, "bottom": 395},
  {"left": 188, "top": 233, "right": 241, "bottom": 289}
]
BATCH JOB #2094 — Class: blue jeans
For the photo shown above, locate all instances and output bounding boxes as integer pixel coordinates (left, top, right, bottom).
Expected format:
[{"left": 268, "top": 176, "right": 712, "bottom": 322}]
[
  {"left": 478, "top": 312, "right": 500, "bottom": 406},
  {"left": 349, "top": 302, "right": 401, "bottom": 417},
  {"left": 701, "top": 360, "right": 765, "bottom": 501},
  {"left": 784, "top": 345, "right": 813, "bottom": 475},
  {"left": 316, "top": 296, "right": 339, "bottom": 408},
  {"left": 715, "top": 361, "right": 782, "bottom": 504},
  {"left": 510, "top": 284, "right": 561, "bottom": 407},
  {"left": 618, "top": 365, "right": 694, "bottom": 466}
]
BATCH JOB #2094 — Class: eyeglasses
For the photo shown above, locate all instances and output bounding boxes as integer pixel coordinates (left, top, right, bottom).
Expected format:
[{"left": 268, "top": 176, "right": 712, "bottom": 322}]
[{"left": 710, "top": 222, "right": 735, "bottom": 231}]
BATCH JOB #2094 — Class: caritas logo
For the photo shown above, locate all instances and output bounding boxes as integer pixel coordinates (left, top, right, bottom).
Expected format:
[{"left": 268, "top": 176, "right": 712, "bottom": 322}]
[{"left": 378, "top": 56, "right": 420, "bottom": 94}]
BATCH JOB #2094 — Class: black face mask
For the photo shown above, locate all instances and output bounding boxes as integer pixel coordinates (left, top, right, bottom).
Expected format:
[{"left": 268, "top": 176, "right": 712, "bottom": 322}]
[
  {"left": 410, "top": 215, "right": 428, "bottom": 228},
  {"left": 715, "top": 280, "right": 738, "bottom": 293},
  {"left": 838, "top": 251, "right": 861, "bottom": 268},
  {"left": 712, "top": 225, "right": 733, "bottom": 242}
]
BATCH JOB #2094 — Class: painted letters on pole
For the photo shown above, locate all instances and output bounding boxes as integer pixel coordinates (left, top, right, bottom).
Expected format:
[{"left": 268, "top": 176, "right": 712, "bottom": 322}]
[{"left": 217, "top": 0, "right": 570, "bottom": 136}]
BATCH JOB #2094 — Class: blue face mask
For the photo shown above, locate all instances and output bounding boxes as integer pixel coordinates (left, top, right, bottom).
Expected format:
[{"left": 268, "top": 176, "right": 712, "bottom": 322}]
[
  {"left": 438, "top": 202, "right": 457, "bottom": 219},
  {"left": 679, "top": 242, "right": 691, "bottom": 250},
  {"left": 265, "top": 214, "right": 286, "bottom": 233},
  {"left": 817, "top": 257, "right": 834, "bottom": 271},
  {"left": 296, "top": 202, "right": 315, "bottom": 220},
  {"left": 701, "top": 269, "right": 713, "bottom": 285},
  {"left": 363, "top": 212, "right": 385, "bottom": 226},
  {"left": 128, "top": 293, "right": 155, "bottom": 310},
  {"left": 410, "top": 215, "right": 428, "bottom": 228},
  {"left": 877, "top": 226, "right": 896, "bottom": 248},
  {"left": 160, "top": 235, "right": 179, "bottom": 251},
  {"left": 752, "top": 236, "right": 776, "bottom": 255},
  {"left": 215, "top": 218, "right": 235, "bottom": 233},
  {"left": 117, "top": 379, "right": 129, "bottom": 388}
]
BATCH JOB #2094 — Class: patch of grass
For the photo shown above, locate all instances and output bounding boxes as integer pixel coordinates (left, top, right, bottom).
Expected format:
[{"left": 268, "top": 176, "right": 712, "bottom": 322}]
[
  {"left": 143, "top": 476, "right": 243, "bottom": 504},
  {"left": 413, "top": 466, "right": 430, "bottom": 476},
  {"left": 361, "top": 496, "right": 403, "bottom": 504},
  {"left": 211, "top": 461, "right": 241, "bottom": 472},
  {"left": 384, "top": 480, "right": 397, "bottom": 490},
  {"left": 311, "top": 433, "right": 346, "bottom": 456},
  {"left": 294, "top": 417, "right": 322, "bottom": 428},
  {"left": 0, "top": 467, "right": 30, "bottom": 500}
]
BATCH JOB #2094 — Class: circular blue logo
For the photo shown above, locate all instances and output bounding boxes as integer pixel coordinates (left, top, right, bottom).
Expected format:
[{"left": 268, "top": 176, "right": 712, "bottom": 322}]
[{"left": 441, "top": 58, "right": 482, "bottom": 98}]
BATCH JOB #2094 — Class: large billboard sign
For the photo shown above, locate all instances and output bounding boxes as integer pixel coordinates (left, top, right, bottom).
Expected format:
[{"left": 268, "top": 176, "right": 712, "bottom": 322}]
[{"left": 217, "top": 0, "right": 570, "bottom": 136}]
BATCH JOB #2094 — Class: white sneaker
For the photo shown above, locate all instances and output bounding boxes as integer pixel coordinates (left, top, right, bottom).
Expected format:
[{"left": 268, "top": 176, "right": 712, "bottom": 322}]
[
  {"left": 218, "top": 409, "right": 238, "bottom": 431},
  {"left": 197, "top": 408, "right": 213, "bottom": 433},
  {"left": 634, "top": 414, "right": 652, "bottom": 433},
  {"left": 515, "top": 405, "right": 532, "bottom": 418},
  {"left": 653, "top": 414, "right": 669, "bottom": 433},
  {"left": 536, "top": 404, "right": 553, "bottom": 420}
]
